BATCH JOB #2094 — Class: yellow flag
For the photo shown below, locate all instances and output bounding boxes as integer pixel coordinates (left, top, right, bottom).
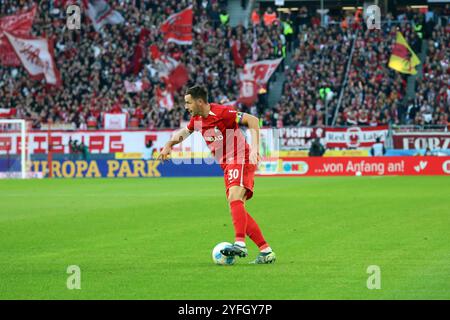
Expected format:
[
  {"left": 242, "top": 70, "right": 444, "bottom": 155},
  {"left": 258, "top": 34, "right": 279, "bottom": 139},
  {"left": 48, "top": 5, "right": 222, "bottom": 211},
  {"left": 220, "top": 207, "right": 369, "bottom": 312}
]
[{"left": 388, "top": 32, "right": 421, "bottom": 75}]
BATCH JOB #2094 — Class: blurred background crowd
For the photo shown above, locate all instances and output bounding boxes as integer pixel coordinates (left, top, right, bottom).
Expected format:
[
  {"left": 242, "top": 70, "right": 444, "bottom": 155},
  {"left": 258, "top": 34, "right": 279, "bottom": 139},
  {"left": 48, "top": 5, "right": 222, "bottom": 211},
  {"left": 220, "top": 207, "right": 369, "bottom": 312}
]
[{"left": 0, "top": 0, "right": 448, "bottom": 129}]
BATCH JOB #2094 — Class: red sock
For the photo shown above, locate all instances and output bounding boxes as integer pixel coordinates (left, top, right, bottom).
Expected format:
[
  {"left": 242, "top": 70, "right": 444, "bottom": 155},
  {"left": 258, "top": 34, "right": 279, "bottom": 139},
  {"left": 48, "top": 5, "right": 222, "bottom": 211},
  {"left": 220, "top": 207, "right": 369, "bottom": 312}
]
[
  {"left": 230, "top": 200, "right": 247, "bottom": 243},
  {"left": 245, "top": 211, "right": 269, "bottom": 250}
]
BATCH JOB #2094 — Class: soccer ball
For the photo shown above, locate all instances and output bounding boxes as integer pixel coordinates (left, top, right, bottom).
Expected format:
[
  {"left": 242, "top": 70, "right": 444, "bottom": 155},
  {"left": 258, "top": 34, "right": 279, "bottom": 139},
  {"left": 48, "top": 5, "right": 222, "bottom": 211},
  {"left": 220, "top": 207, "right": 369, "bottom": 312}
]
[{"left": 212, "top": 242, "right": 236, "bottom": 265}]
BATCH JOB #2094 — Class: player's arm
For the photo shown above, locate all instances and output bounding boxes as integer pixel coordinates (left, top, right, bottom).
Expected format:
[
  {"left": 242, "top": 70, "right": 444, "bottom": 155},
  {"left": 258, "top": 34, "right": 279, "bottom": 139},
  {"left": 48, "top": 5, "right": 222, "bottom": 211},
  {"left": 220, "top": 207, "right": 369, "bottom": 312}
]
[
  {"left": 157, "top": 127, "right": 192, "bottom": 161},
  {"left": 239, "top": 112, "right": 261, "bottom": 165}
]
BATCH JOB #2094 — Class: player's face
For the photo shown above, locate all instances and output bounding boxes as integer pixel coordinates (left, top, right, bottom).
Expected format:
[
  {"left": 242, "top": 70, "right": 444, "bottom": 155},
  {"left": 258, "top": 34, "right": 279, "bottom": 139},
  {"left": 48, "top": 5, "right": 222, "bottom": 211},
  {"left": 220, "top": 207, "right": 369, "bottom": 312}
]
[{"left": 184, "top": 94, "right": 201, "bottom": 116}]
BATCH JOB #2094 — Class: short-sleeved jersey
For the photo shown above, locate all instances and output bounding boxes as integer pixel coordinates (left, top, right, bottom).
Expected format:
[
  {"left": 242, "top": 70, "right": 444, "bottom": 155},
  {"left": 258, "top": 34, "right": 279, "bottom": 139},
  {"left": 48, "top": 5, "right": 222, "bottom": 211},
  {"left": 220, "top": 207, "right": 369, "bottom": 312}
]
[{"left": 187, "top": 103, "right": 249, "bottom": 168}]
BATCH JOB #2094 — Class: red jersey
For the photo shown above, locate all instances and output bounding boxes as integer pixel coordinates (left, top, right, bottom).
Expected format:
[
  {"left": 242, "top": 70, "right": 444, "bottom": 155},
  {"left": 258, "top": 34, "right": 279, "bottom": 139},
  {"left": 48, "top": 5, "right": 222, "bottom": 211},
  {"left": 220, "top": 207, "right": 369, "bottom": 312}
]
[{"left": 186, "top": 103, "right": 250, "bottom": 168}]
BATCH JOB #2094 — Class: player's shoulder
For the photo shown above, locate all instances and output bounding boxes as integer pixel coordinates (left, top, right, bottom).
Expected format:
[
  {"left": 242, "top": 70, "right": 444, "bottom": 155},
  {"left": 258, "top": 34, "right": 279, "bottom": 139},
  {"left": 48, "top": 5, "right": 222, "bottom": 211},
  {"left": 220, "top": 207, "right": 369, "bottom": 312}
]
[{"left": 210, "top": 103, "right": 237, "bottom": 117}]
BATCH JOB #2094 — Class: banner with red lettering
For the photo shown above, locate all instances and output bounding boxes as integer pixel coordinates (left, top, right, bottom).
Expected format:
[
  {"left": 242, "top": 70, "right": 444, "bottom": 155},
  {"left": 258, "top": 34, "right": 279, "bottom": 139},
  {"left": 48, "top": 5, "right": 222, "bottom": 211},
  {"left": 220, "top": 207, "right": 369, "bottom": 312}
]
[
  {"left": 4, "top": 32, "right": 62, "bottom": 86},
  {"left": 393, "top": 132, "right": 450, "bottom": 150},
  {"left": 257, "top": 157, "right": 450, "bottom": 176},
  {"left": 325, "top": 126, "right": 389, "bottom": 148},
  {"left": 0, "top": 131, "right": 163, "bottom": 155},
  {"left": 0, "top": 5, "right": 36, "bottom": 66},
  {"left": 160, "top": 6, "right": 193, "bottom": 45}
]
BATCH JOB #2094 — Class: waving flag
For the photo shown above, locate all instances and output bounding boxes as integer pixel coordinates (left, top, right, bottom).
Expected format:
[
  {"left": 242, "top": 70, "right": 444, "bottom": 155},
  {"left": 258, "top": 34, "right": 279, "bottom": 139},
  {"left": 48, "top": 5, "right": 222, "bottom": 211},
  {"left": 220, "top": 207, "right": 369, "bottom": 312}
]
[
  {"left": 238, "top": 58, "right": 282, "bottom": 106},
  {"left": 124, "top": 80, "right": 150, "bottom": 93},
  {"left": 4, "top": 32, "right": 61, "bottom": 87},
  {"left": 231, "top": 40, "right": 245, "bottom": 67},
  {"left": 83, "top": 0, "right": 125, "bottom": 31},
  {"left": 0, "top": 108, "right": 17, "bottom": 118},
  {"left": 388, "top": 32, "right": 421, "bottom": 75},
  {"left": 154, "top": 55, "right": 189, "bottom": 91},
  {"left": 160, "top": 6, "right": 193, "bottom": 45},
  {"left": 0, "top": 5, "right": 37, "bottom": 66},
  {"left": 129, "top": 28, "right": 150, "bottom": 75},
  {"left": 156, "top": 87, "right": 175, "bottom": 111}
]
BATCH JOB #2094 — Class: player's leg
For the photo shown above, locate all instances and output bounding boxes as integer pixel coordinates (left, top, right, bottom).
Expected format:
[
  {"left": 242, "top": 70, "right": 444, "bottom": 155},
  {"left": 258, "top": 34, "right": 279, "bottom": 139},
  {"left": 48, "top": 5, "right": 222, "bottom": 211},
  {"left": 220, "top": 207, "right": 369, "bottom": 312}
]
[
  {"left": 222, "top": 164, "right": 276, "bottom": 263},
  {"left": 221, "top": 185, "right": 249, "bottom": 258},
  {"left": 241, "top": 201, "right": 276, "bottom": 264},
  {"left": 245, "top": 211, "right": 276, "bottom": 264},
  {"left": 239, "top": 164, "right": 276, "bottom": 264}
]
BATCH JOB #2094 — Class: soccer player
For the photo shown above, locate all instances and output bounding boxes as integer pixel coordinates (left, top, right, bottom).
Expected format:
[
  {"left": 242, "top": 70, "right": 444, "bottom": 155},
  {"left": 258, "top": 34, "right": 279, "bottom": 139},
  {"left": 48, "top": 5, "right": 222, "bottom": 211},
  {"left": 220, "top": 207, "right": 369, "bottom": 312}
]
[{"left": 157, "top": 86, "right": 276, "bottom": 264}]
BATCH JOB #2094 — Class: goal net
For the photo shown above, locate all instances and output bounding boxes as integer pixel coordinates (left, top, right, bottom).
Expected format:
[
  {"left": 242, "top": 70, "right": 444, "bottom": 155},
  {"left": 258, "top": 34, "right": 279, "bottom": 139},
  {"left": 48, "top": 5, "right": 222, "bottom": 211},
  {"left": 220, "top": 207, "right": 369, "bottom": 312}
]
[{"left": 0, "top": 119, "right": 29, "bottom": 179}]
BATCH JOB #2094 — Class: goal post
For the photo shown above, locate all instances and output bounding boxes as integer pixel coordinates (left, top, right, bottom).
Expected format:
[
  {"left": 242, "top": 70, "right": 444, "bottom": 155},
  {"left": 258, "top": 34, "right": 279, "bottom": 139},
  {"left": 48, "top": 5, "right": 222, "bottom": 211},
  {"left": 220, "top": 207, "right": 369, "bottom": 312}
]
[{"left": 0, "top": 119, "right": 28, "bottom": 179}]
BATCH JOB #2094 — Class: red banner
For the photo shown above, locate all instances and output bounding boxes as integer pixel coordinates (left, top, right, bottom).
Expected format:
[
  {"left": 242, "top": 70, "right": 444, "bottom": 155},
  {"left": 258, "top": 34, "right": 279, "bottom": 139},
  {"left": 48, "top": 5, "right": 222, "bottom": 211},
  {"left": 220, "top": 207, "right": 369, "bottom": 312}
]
[
  {"left": 393, "top": 132, "right": 450, "bottom": 150},
  {"left": 257, "top": 157, "right": 450, "bottom": 176},
  {"left": 160, "top": 6, "right": 193, "bottom": 45},
  {"left": 0, "top": 5, "right": 36, "bottom": 66}
]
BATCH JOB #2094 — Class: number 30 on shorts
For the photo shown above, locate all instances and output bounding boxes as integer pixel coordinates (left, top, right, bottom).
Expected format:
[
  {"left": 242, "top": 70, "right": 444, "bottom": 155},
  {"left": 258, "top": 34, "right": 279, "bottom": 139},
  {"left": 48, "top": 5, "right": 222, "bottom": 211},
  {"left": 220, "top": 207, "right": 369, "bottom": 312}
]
[{"left": 227, "top": 169, "right": 239, "bottom": 181}]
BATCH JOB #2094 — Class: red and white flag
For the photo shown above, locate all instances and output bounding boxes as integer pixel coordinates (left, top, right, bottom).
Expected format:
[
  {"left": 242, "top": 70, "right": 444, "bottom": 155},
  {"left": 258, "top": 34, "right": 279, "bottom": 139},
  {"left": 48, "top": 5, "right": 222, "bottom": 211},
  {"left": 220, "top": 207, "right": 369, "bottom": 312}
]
[
  {"left": 238, "top": 80, "right": 258, "bottom": 106},
  {"left": 124, "top": 80, "right": 150, "bottom": 93},
  {"left": 0, "top": 5, "right": 37, "bottom": 66},
  {"left": 82, "top": 0, "right": 125, "bottom": 32},
  {"left": 238, "top": 58, "right": 282, "bottom": 106},
  {"left": 4, "top": 32, "right": 61, "bottom": 87},
  {"left": 243, "top": 58, "right": 282, "bottom": 88},
  {"left": 0, "top": 108, "right": 17, "bottom": 118},
  {"left": 160, "top": 6, "right": 193, "bottom": 45},
  {"left": 156, "top": 87, "right": 175, "bottom": 111},
  {"left": 155, "top": 55, "right": 189, "bottom": 91}
]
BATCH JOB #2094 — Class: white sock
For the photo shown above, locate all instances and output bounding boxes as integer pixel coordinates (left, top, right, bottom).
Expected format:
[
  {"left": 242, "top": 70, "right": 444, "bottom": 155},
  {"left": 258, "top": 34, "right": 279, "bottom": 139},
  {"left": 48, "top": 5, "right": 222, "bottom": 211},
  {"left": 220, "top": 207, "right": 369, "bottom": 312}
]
[
  {"left": 234, "top": 241, "right": 246, "bottom": 247},
  {"left": 261, "top": 247, "right": 272, "bottom": 253}
]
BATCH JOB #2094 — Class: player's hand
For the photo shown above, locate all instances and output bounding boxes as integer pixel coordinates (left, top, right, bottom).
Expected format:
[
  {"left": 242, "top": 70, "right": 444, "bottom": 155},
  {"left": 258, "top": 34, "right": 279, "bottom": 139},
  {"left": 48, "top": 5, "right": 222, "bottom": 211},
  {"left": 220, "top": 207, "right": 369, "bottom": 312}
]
[
  {"left": 157, "top": 146, "right": 172, "bottom": 162},
  {"left": 249, "top": 150, "right": 261, "bottom": 165}
]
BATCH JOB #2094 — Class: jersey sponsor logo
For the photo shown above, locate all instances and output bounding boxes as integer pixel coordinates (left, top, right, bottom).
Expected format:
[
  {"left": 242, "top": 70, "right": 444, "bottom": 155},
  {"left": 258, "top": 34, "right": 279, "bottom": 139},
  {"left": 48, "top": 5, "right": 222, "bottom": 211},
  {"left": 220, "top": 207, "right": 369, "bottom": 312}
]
[{"left": 204, "top": 126, "right": 223, "bottom": 142}]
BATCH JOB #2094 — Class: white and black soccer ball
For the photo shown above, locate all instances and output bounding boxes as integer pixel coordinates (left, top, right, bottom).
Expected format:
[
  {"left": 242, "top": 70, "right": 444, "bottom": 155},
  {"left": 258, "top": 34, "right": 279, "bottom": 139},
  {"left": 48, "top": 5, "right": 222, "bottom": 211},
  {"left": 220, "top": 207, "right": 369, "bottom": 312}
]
[{"left": 212, "top": 242, "right": 236, "bottom": 265}]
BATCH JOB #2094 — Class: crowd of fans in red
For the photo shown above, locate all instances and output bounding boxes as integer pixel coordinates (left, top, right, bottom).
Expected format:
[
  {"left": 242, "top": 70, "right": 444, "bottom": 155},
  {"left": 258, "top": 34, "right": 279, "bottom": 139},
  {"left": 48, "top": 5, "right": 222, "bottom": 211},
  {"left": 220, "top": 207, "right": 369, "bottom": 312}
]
[
  {"left": 0, "top": 1, "right": 448, "bottom": 129},
  {"left": 278, "top": 8, "right": 449, "bottom": 128}
]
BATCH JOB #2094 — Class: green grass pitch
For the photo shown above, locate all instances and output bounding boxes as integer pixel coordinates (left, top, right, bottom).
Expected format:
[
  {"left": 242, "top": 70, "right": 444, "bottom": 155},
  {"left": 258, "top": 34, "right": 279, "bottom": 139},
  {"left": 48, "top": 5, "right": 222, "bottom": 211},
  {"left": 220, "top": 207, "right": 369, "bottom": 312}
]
[{"left": 0, "top": 176, "right": 449, "bottom": 299}]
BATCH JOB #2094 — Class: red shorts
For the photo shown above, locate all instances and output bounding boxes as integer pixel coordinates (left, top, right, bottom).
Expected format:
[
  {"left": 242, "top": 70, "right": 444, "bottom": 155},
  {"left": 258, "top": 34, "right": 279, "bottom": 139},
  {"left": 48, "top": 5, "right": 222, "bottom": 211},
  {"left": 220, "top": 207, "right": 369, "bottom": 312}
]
[{"left": 223, "top": 163, "right": 257, "bottom": 200}]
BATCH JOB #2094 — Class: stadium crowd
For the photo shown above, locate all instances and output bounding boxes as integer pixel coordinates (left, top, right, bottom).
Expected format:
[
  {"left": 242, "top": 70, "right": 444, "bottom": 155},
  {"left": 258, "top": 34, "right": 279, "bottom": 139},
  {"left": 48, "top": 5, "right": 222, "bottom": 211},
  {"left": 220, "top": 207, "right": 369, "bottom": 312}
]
[
  {"left": 0, "top": 0, "right": 287, "bottom": 129},
  {"left": 276, "top": 8, "right": 448, "bottom": 128},
  {"left": 0, "top": 1, "right": 448, "bottom": 129}
]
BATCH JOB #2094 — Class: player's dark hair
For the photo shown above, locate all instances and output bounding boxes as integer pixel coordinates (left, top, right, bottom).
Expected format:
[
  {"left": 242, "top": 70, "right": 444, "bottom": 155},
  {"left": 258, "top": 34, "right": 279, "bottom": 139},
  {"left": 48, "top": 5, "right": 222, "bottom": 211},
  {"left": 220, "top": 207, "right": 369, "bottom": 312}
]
[{"left": 186, "top": 85, "right": 208, "bottom": 103}]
